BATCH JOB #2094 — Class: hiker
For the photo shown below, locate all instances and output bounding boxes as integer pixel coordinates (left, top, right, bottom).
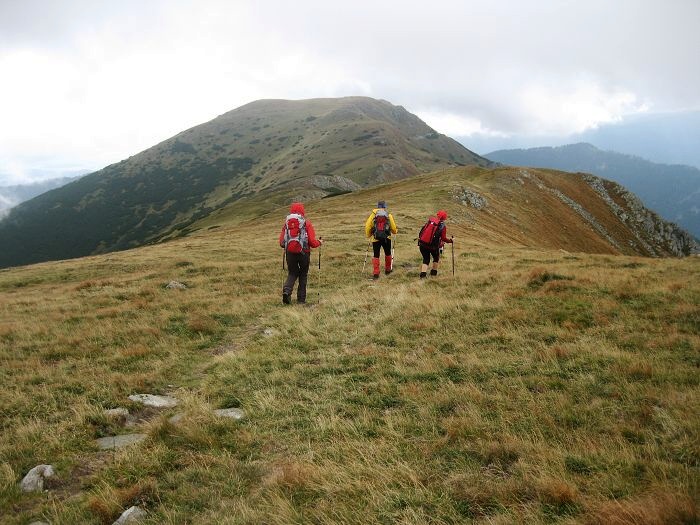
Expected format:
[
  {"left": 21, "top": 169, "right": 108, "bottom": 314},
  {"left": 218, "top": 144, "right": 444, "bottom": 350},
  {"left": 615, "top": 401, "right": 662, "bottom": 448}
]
[
  {"left": 364, "top": 200, "right": 398, "bottom": 279},
  {"left": 279, "top": 202, "right": 323, "bottom": 304},
  {"left": 417, "top": 209, "right": 452, "bottom": 278}
]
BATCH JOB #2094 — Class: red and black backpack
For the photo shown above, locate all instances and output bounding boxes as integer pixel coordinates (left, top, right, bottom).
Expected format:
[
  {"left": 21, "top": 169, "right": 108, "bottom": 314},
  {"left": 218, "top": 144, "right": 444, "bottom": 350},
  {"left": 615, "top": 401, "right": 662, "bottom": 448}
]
[
  {"left": 418, "top": 217, "right": 443, "bottom": 248},
  {"left": 373, "top": 209, "right": 391, "bottom": 240}
]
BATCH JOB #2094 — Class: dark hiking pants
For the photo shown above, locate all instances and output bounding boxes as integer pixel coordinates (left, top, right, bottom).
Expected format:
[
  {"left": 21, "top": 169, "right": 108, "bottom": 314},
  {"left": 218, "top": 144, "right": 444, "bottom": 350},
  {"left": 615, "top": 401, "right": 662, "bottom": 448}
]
[
  {"left": 284, "top": 251, "right": 310, "bottom": 302},
  {"left": 372, "top": 238, "right": 392, "bottom": 257}
]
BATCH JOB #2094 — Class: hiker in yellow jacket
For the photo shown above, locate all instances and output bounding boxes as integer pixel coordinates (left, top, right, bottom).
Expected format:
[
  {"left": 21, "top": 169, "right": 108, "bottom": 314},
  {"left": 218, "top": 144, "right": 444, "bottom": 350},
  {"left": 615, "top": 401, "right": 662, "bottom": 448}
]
[{"left": 364, "top": 200, "right": 398, "bottom": 279}]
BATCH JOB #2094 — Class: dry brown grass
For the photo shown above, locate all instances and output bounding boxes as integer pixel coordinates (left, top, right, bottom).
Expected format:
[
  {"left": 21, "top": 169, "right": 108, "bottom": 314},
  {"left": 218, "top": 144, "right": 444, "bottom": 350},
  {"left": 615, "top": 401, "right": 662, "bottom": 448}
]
[
  {"left": 587, "top": 489, "right": 698, "bottom": 525},
  {"left": 0, "top": 170, "right": 698, "bottom": 523}
]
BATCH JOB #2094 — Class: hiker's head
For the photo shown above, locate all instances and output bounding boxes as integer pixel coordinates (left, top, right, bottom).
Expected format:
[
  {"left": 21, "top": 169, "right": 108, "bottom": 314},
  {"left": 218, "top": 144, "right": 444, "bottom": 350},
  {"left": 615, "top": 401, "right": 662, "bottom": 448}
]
[
  {"left": 377, "top": 200, "right": 386, "bottom": 209},
  {"left": 437, "top": 210, "right": 448, "bottom": 221},
  {"left": 290, "top": 202, "right": 305, "bottom": 216}
]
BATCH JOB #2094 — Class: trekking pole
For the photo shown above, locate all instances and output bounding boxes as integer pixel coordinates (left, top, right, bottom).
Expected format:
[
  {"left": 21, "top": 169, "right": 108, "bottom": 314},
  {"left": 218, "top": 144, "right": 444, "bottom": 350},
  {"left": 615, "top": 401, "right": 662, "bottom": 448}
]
[
  {"left": 392, "top": 233, "right": 396, "bottom": 269},
  {"left": 451, "top": 236, "right": 455, "bottom": 276},
  {"left": 361, "top": 240, "right": 370, "bottom": 275},
  {"left": 281, "top": 248, "right": 286, "bottom": 292},
  {"left": 317, "top": 238, "right": 323, "bottom": 303}
]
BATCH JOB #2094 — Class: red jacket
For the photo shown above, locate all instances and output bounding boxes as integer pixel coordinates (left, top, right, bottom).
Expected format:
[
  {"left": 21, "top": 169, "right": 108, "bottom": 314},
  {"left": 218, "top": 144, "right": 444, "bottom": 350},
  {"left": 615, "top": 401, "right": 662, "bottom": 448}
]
[
  {"left": 279, "top": 202, "right": 321, "bottom": 253},
  {"left": 438, "top": 220, "right": 453, "bottom": 248}
]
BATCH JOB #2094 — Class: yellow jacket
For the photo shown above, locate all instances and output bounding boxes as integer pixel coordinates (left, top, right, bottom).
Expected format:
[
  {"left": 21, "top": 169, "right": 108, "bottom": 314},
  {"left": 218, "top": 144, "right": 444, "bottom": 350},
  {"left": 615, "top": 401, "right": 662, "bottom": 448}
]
[{"left": 365, "top": 208, "right": 398, "bottom": 242}]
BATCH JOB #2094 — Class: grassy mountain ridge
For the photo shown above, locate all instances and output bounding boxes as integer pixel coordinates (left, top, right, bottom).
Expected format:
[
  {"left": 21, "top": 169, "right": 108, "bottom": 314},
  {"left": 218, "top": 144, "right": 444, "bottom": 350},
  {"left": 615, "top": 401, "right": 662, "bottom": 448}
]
[
  {"left": 486, "top": 142, "right": 700, "bottom": 239},
  {"left": 1, "top": 168, "right": 697, "bottom": 523},
  {"left": 0, "top": 97, "right": 489, "bottom": 269}
]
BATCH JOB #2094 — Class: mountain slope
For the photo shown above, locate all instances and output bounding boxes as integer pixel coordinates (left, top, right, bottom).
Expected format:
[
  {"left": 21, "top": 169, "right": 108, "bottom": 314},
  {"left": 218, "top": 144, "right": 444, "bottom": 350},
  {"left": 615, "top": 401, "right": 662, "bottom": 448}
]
[
  {"left": 1, "top": 167, "right": 698, "bottom": 523},
  {"left": 0, "top": 97, "right": 490, "bottom": 269},
  {"left": 486, "top": 143, "right": 700, "bottom": 238}
]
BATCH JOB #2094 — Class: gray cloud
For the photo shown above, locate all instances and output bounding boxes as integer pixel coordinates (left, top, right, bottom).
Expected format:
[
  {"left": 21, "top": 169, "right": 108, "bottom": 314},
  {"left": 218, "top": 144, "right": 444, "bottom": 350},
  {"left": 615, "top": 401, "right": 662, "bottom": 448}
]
[{"left": 1, "top": 0, "right": 698, "bottom": 183}]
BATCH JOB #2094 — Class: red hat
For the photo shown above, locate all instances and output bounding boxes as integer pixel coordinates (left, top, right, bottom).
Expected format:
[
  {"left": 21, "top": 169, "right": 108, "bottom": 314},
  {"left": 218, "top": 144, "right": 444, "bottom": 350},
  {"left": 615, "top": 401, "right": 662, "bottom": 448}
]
[
  {"left": 290, "top": 202, "right": 305, "bottom": 215},
  {"left": 437, "top": 210, "right": 448, "bottom": 220}
]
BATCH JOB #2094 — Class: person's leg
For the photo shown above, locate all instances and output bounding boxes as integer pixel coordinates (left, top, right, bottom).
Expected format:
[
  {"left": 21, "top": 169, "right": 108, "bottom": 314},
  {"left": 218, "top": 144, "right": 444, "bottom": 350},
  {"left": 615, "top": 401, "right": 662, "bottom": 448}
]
[
  {"left": 372, "top": 241, "right": 381, "bottom": 279},
  {"left": 431, "top": 249, "right": 440, "bottom": 275},
  {"left": 383, "top": 238, "right": 393, "bottom": 274},
  {"left": 283, "top": 252, "right": 300, "bottom": 303},
  {"left": 420, "top": 246, "right": 430, "bottom": 278},
  {"left": 297, "top": 252, "right": 311, "bottom": 303}
]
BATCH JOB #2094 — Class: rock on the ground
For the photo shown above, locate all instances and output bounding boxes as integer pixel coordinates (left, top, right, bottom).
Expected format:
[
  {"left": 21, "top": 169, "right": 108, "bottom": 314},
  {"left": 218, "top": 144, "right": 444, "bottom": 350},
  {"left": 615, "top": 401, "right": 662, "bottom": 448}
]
[
  {"left": 104, "top": 408, "right": 130, "bottom": 419},
  {"left": 214, "top": 408, "right": 245, "bottom": 420},
  {"left": 263, "top": 328, "right": 276, "bottom": 337},
  {"left": 112, "top": 506, "right": 147, "bottom": 525},
  {"left": 128, "top": 394, "right": 178, "bottom": 408},
  {"left": 165, "top": 281, "right": 187, "bottom": 290},
  {"left": 96, "top": 433, "right": 147, "bottom": 450},
  {"left": 20, "top": 464, "right": 55, "bottom": 492}
]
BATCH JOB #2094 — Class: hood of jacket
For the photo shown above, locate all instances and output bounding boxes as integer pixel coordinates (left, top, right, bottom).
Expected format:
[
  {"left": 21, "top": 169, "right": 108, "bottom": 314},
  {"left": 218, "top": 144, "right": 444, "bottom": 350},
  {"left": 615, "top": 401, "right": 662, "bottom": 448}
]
[{"left": 289, "top": 202, "right": 305, "bottom": 216}]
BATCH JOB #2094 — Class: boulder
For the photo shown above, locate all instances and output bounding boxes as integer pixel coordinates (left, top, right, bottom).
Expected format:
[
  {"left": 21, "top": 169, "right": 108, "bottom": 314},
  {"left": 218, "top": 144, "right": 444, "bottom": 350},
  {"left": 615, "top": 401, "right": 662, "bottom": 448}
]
[
  {"left": 165, "top": 281, "right": 187, "bottom": 290},
  {"left": 20, "top": 464, "right": 55, "bottom": 492},
  {"left": 112, "top": 506, "right": 147, "bottom": 525}
]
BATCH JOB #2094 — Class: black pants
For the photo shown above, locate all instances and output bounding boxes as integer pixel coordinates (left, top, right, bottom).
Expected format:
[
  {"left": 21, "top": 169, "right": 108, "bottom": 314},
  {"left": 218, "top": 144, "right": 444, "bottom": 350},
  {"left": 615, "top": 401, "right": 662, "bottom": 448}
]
[
  {"left": 284, "top": 251, "right": 310, "bottom": 301},
  {"left": 373, "top": 238, "right": 392, "bottom": 257},
  {"left": 420, "top": 245, "right": 440, "bottom": 264}
]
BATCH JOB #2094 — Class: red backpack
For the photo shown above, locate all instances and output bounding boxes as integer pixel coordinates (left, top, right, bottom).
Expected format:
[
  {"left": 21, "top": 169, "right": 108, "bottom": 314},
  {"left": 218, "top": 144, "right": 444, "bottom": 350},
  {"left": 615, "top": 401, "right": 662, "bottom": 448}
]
[
  {"left": 373, "top": 209, "right": 391, "bottom": 240},
  {"left": 283, "top": 213, "right": 308, "bottom": 253},
  {"left": 418, "top": 217, "right": 443, "bottom": 248}
]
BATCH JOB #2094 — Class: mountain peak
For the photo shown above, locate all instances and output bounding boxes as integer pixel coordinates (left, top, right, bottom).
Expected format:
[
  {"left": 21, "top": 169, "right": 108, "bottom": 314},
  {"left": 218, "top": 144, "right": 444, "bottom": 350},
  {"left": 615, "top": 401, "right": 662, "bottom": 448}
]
[{"left": 0, "top": 96, "right": 489, "bottom": 268}]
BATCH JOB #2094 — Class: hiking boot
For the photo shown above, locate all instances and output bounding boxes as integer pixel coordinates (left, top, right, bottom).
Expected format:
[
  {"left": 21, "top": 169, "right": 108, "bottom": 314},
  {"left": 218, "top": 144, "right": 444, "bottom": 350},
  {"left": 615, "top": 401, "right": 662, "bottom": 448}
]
[
  {"left": 373, "top": 274, "right": 379, "bottom": 280},
  {"left": 420, "top": 272, "right": 427, "bottom": 279},
  {"left": 282, "top": 293, "right": 291, "bottom": 304},
  {"left": 430, "top": 269, "right": 438, "bottom": 276}
]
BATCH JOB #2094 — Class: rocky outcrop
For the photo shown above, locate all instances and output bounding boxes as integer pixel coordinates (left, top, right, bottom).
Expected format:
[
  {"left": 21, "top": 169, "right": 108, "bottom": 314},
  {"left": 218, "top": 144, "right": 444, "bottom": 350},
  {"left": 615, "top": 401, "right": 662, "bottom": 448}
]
[
  {"left": 453, "top": 187, "right": 488, "bottom": 209},
  {"left": 584, "top": 175, "right": 699, "bottom": 257},
  {"left": 311, "top": 175, "right": 361, "bottom": 192}
]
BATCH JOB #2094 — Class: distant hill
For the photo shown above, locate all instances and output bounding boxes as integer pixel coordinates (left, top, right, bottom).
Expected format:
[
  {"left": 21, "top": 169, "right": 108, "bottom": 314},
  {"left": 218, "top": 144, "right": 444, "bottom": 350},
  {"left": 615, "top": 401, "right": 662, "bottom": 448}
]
[
  {"left": 0, "top": 97, "right": 490, "bottom": 269},
  {"left": 462, "top": 110, "right": 700, "bottom": 169},
  {"left": 0, "top": 175, "right": 84, "bottom": 217},
  {"left": 486, "top": 143, "right": 700, "bottom": 238}
]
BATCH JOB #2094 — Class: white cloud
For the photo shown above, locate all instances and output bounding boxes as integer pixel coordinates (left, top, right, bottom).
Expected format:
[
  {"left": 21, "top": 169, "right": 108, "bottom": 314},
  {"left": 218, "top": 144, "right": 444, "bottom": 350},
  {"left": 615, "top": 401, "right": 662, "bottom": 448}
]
[{"left": 415, "top": 110, "right": 508, "bottom": 138}]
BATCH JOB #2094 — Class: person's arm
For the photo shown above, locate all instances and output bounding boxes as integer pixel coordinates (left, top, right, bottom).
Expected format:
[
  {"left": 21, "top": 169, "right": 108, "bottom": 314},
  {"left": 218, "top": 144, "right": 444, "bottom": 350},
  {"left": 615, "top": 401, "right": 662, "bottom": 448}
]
[
  {"left": 279, "top": 225, "right": 286, "bottom": 247},
  {"left": 441, "top": 224, "right": 453, "bottom": 243},
  {"left": 306, "top": 220, "right": 322, "bottom": 248},
  {"left": 365, "top": 212, "right": 375, "bottom": 238},
  {"left": 389, "top": 213, "right": 398, "bottom": 235}
]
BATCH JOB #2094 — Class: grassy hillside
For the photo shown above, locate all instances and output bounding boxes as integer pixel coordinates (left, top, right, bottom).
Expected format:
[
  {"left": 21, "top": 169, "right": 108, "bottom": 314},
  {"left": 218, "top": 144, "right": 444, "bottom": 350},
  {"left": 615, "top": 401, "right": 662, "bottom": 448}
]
[
  {"left": 1, "top": 168, "right": 698, "bottom": 524},
  {"left": 486, "top": 143, "right": 700, "bottom": 239},
  {"left": 0, "top": 97, "right": 489, "bottom": 269}
]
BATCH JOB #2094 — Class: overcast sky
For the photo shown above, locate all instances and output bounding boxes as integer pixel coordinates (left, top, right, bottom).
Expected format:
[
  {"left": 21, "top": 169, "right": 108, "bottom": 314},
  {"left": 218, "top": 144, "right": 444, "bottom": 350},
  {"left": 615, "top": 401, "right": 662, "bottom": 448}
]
[{"left": 1, "top": 0, "right": 698, "bottom": 184}]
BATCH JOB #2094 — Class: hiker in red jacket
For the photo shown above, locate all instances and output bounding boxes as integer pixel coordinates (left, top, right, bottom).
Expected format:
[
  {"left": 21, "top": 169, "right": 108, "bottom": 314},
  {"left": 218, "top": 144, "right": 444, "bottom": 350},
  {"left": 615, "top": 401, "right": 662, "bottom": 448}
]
[
  {"left": 279, "top": 202, "right": 323, "bottom": 304},
  {"left": 417, "top": 209, "right": 452, "bottom": 278}
]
